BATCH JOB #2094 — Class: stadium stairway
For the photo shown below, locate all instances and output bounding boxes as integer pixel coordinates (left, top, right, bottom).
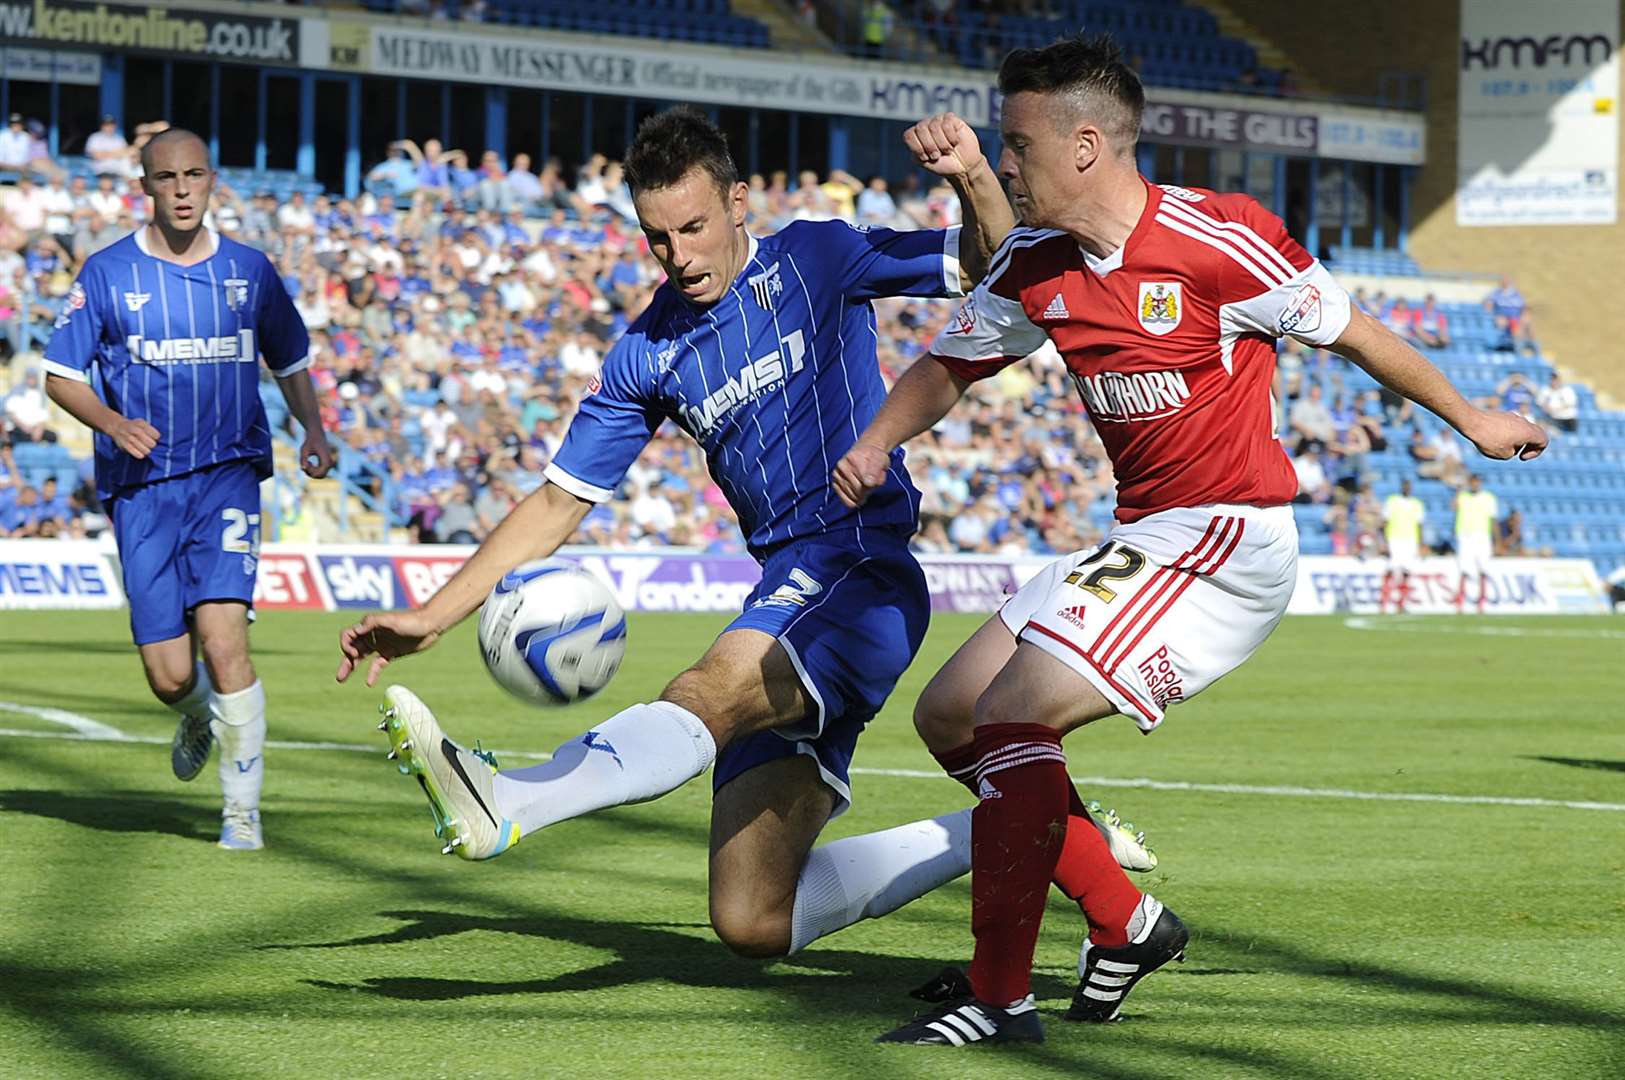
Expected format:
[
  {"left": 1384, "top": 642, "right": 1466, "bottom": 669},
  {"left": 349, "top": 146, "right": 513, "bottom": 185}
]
[
  {"left": 734, "top": 0, "right": 832, "bottom": 52},
  {"left": 1183, "top": 0, "right": 1331, "bottom": 97}
]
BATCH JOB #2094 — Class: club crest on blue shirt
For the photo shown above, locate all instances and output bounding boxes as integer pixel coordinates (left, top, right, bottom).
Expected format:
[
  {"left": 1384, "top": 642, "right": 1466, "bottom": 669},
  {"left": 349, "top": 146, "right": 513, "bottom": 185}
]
[
  {"left": 224, "top": 278, "right": 250, "bottom": 311},
  {"left": 124, "top": 291, "right": 150, "bottom": 312},
  {"left": 748, "top": 261, "right": 783, "bottom": 311}
]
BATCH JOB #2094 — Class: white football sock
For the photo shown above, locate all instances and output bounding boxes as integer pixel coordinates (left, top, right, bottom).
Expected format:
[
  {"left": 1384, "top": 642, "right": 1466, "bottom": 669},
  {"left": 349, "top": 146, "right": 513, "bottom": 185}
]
[
  {"left": 788, "top": 808, "right": 972, "bottom": 954},
  {"left": 211, "top": 681, "right": 266, "bottom": 811},
  {"left": 168, "top": 660, "right": 213, "bottom": 717},
  {"left": 491, "top": 701, "right": 716, "bottom": 835}
]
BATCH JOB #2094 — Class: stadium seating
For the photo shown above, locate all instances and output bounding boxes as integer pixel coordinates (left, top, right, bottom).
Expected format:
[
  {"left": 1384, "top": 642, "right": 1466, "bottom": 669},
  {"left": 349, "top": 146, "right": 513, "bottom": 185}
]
[
  {"left": 882, "top": 0, "right": 1282, "bottom": 92},
  {"left": 359, "top": 0, "right": 771, "bottom": 49}
]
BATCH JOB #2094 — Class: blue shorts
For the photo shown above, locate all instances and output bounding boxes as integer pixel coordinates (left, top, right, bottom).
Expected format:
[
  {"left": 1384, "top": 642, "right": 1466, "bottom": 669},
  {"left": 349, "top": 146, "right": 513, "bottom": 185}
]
[
  {"left": 713, "top": 528, "right": 929, "bottom": 816},
  {"left": 110, "top": 461, "right": 261, "bottom": 646}
]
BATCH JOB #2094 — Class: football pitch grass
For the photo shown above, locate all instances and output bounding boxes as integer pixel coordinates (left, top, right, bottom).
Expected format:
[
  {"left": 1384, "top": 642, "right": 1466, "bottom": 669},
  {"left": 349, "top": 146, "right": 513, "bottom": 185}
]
[{"left": 1, "top": 610, "right": 1622, "bottom": 1079}]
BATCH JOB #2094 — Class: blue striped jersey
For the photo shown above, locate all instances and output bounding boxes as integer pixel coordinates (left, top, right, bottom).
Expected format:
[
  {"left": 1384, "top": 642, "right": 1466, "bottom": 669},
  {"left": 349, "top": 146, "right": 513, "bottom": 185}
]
[
  {"left": 544, "top": 219, "right": 963, "bottom": 557},
  {"left": 43, "top": 228, "right": 309, "bottom": 502}
]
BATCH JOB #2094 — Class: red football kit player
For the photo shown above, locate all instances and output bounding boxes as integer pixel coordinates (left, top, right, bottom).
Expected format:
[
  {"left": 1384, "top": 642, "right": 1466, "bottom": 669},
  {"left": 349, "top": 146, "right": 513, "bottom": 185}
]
[{"left": 841, "top": 36, "right": 1548, "bottom": 1048}]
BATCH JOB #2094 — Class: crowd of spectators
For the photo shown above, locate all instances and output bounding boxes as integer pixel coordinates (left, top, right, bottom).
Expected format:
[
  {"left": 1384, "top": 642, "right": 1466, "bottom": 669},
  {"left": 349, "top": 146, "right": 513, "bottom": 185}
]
[{"left": 0, "top": 128, "right": 1583, "bottom": 563}]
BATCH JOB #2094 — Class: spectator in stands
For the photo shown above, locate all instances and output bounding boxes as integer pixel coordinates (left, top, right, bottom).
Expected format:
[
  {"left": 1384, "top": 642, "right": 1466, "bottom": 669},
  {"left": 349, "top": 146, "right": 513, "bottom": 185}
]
[
  {"left": 22, "top": 120, "right": 61, "bottom": 181},
  {"left": 1495, "top": 507, "right": 1528, "bottom": 557},
  {"left": 3, "top": 174, "right": 49, "bottom": 242},
  {"left": 861, "top": 0, "right": 895, "bottom": 58},
  {"left": 856, "top": 175, "right": 899, "bottom": 226},
  {"left": 1485, "top": 276, "right": 1532, "bottom": 343},
  {"left": 1411, "top": 293, "right": 1450, "bottom": 349},
  {"left": 503, "top": 152, "right": 542, "bottom": 211},
  {"left": 85, "top": 115, "right": 130, "bottom": 177},
  {"left": 277, "top": 190, "right": 317, "bottom": 243},
  {"left": 4, "top": 368, "right": 52, "bottom": 444},
  {"left": 1291, "top": 440, "right": 1332, "bottom": 504},
  {"left": 32, "top": 474, "right": 69, "bottom": 532},
  {"left": 1289, "top": 382, "right": 1335, "bottom": 445},
  {"left": 1537, "top": 373, "right": 1579, "bottom": 433},
  {"left": 40, "top": 174, "right": 74, "bottom": 250},
  {"left": 367, "top": 144, "right": 420, "bottom": 199},
  {"left": 1483, "top": 371, "right": 1537, "bottom": 415},
  {"left": 395, "top": 138, "right": 458, "bottom": 203},
  {"left": 0, "top": 114, "right": 30, "bottom": 172},
  {"left": 1, "top": 482, "right": 39, "bottom": 536},
  {"left": 1380, "top": 296, "right": 1419, "bottom": 344}
]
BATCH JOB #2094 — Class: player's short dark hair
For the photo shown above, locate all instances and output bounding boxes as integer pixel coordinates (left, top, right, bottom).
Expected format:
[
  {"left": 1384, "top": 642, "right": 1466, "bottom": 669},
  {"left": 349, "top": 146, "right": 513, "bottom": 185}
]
[
  {"left": 139, "top": 127, "right": 210, "bottom": 175},
  {"left": 624, "top": 106, "right": 739, "bottom": 199},
  {"left": 997, "top": 33, "right": 1144, "bottom": 149}
]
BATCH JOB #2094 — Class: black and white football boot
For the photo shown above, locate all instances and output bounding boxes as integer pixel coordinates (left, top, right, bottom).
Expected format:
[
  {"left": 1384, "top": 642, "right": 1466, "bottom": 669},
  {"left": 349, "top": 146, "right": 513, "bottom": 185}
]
[
  {"left": 876, "top": 993, "right": 1044, "bottom": 1046},
  {"left": 1066, "top": 895, "right": 1188, "bottom": 1022}
]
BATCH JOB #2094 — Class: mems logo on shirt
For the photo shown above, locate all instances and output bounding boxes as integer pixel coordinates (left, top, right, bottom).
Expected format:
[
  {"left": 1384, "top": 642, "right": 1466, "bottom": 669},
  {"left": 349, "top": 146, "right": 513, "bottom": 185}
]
[
  {"left": 126, "top": 330, "right": 256, "bottom": 365},
  {"left": 682, "top": 329, "right": 806, "bottom": 436}
]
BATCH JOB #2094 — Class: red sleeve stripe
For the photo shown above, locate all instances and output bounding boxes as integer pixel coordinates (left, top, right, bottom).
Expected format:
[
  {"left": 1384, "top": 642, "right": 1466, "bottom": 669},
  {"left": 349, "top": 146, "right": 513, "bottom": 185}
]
[
  {"left": 1159, "top": 196, "right": 1300, "bottom": 278},
  {"left": 984, "top": 227, "right": 1067, "bottom": 288},
  {"left": 930, "top": 352, "right": 1021, "bottom": 383}
]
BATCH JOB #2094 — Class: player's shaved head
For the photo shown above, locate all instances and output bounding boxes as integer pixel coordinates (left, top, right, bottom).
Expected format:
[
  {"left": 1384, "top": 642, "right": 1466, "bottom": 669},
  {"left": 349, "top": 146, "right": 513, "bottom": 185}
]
[
  {"left": 998, "top": 34, "right": 1144, "bottom": 154},
  {"left": 140, "top": 127, "right": 209, "bottom": 176}
]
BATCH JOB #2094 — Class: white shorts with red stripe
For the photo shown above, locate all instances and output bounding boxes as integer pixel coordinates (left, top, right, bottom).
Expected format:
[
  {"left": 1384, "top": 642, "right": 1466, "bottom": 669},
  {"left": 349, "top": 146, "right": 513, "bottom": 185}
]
[{"left": 999, "top": 504, "right": 1298, "bottom": 733}]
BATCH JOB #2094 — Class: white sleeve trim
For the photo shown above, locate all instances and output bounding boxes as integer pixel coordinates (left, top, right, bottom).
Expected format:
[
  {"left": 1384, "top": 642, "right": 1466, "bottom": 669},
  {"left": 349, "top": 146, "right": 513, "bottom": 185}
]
[
  {"left": 41, "top": 359, "right": 89, "bottom": 382},
  {"left": 272, "top": 355, "right": 311, "bottom": 378},
  {"left": 941, "top": 224, "right": 964, "bottom": 296},
  {"left": 544, "top": 461, "right": 615, "bottom": 503}
]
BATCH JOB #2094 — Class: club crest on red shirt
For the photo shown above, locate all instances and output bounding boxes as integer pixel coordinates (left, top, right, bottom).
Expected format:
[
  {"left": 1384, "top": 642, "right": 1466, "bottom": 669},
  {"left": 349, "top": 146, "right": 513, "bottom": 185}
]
[{"left": 1138, "top": 282, "right": 1182, "bottom": 336}]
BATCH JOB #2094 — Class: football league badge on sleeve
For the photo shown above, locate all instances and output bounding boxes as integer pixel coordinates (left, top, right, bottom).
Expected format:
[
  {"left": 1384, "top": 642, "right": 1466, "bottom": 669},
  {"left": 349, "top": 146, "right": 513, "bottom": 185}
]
[{"left": 1138, "top": 282, "right": 1182, "bottom": 336}]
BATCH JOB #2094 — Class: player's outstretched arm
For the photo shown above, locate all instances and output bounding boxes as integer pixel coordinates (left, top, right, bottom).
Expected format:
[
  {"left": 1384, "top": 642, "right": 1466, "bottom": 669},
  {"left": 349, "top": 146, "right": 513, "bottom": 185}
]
[
  {"left": 834, "top": 358, "right": 970, "bottom": 508},
  {"left": 336, "top": 481, "right": 592, "bottom": 686},
  {"left": 45, "top": 373, "right": 159, "bottom": 458},
  {"left": 904, "top": 112, "right": 1014, "bottom": 287},
  {"left": 1329, "top": 307, "right": 1547, "bottom": 461}
]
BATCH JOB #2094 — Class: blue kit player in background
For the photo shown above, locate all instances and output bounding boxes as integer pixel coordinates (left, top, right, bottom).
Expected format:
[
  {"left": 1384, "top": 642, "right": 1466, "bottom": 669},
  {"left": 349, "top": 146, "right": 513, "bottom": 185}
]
[
  {"left": 334, "top": 106, "right": 1069, "bottom": 958},
  {"left": 45, "top": 129, "right": 335, "bottom": 851}
]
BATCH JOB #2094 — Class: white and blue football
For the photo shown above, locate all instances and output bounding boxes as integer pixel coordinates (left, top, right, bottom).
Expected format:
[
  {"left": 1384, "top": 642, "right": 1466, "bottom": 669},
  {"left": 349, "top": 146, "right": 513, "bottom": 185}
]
[{"left": 477, "top": 559, "right": 627, "bottom": 706}]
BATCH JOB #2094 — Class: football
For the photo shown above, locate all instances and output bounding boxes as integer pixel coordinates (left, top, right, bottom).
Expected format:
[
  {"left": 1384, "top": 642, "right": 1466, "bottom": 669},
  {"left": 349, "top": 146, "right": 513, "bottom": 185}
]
[{"left": 476, "top": 559, "right": 628, "bottom": 705}]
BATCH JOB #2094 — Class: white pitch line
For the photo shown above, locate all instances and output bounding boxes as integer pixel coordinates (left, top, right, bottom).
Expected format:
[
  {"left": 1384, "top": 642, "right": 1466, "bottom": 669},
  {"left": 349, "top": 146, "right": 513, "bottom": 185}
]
[
  {"left": 1343, "top": 616, "right": 1625, "bottom": 639},
  {"left": 2, "top": 724, "right": 1622, "bottom": 815}
]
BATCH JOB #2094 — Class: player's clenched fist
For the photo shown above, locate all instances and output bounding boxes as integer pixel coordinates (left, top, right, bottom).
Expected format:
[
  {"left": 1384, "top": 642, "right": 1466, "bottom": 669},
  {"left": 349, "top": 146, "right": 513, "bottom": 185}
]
[
  {"left": 833, "top": 441, "right": 892, "bottom": 508},
  {"left": 905, "top": 113, "right": 987, "bottom": 180},
  {"left": 336, "top": 610, "right": 443, "bottom": 686},
  {"left": 109, "top": 415, "right": 160, "bottom": 459},
  {"left": 1466, "top": 409, "right": 1549, "bottom": 461}
]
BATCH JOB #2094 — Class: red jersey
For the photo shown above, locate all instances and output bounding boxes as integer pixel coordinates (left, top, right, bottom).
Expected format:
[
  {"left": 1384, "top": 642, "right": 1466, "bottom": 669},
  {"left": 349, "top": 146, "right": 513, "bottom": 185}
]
[{"left": 930, "top": 180, "right": 1352, "bottom": 522}]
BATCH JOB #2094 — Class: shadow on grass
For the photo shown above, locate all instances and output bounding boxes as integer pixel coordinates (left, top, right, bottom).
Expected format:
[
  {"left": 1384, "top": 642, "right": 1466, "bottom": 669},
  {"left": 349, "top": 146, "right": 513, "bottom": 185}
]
[
  {"left": 1525, "top": 756, "right": 1625, "bottom": 774},
  {"left": 0, "top": 789, "right": 215, "bottom": 842},
  {"left": 288, "top": 907, "right": 1076, "bottom": 1006}
]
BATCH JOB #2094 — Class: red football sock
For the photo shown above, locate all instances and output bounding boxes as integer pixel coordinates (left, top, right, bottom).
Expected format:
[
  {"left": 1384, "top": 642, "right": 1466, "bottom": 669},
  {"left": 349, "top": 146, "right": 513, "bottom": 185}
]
[
  {"left": 963, "top": 722, "right": 1071, "bottom": 1005},
  {"left": 934, "top": 740, "right": 1142, "bottom": 948}
]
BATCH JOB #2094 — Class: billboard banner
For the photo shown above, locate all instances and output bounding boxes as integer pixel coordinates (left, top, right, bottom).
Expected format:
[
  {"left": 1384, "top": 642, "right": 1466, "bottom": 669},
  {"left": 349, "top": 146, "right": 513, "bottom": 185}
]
[
  {"left": 0, "top": 538, "right": 124, "bottom": 610},
  {"left": 1288, "top": 555, "right": 1610, "bottom": 615},
  {"left": 1458, "top": 0, "right": 1620, "bottom": 225},
  {"left": 314, "top": 20, "right": 1424, "bottom": 163},
  {"left": 0, "top": 44, "right": 99, "bottom": 83},
  {"left": 0, "top": 0, "right": 300, "bottom": 65}
]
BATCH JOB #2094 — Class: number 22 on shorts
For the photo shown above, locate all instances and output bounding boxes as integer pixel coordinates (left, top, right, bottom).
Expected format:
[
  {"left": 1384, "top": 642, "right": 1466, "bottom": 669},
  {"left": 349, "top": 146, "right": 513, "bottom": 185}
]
[{"left": 1064, "top": 541, "right": 1147, "bottom": 603}]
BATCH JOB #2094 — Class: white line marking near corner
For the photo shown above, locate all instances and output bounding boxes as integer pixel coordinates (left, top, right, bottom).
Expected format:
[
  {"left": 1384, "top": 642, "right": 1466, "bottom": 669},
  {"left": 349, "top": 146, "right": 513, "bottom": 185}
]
[
  {"left": 0, "top": 701, "right": 132, "bottom": 740},
  {"left": 1343, "top": 616, "right": 1625, "bottom": 639}
]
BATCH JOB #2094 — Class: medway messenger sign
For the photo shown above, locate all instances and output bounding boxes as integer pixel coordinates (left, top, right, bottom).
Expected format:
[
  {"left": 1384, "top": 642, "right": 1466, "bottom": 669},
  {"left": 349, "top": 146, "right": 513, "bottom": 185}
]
[
  {"left": 0, "top": 0, "right": 299, "bottom": 64},
  {"left": 363, "top": 23, "right": 999, "bottom": 127},
  {"left": 339, "top": 20, "right": 1425, "bottom": 164}
]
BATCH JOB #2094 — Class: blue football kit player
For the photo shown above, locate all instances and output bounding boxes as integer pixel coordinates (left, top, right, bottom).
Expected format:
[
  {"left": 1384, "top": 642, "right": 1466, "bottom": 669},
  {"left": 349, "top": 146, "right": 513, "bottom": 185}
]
[
  {"left": 336, "top": 107, "right": 1054, "bottom": 957},
  {"left": 46, "top": 129, "right": 334, "bottom": 850}
]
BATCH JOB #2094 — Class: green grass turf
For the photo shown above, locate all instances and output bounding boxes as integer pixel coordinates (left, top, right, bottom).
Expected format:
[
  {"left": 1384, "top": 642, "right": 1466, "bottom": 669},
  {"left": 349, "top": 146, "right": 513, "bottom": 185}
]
[{"left": 1, "top": 610, "right": 1623, "bottom": 1079}]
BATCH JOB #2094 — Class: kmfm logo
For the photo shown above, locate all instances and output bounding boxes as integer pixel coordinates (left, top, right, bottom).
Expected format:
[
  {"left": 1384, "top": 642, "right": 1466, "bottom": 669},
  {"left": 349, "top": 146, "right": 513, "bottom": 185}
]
[{"left": 1461, "top": 33, "right": 1614, "bottom": 70}]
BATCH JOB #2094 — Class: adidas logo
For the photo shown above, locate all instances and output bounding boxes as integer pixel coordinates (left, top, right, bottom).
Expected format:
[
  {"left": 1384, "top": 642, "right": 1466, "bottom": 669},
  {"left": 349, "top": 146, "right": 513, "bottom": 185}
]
[
  {"left": 1041, "top": 292, "right": 1069, "bottom": 321},
  {"left": 977, "top": 776, "right": 1002, "bottom": 800},
  {"left": 1059, "top": 604, "right": 1088, "bottom": 629}
]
